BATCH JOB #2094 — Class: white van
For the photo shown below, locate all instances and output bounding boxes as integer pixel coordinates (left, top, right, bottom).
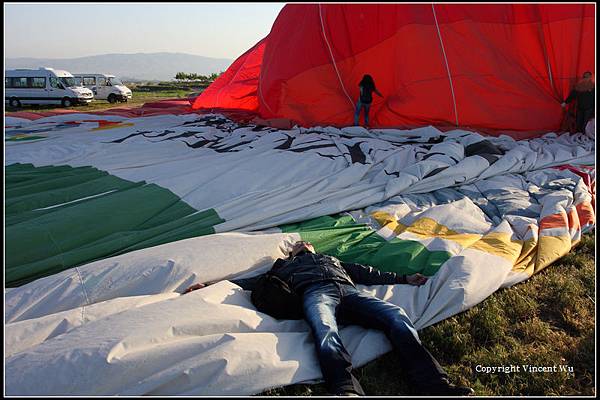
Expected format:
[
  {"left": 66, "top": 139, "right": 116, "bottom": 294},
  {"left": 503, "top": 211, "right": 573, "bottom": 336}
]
[
  {"left": 5, "top": 67, "right": 94, "bottom": 108},
  {"left": 73, "top": 73, "right": 132, "bottom": 103}
]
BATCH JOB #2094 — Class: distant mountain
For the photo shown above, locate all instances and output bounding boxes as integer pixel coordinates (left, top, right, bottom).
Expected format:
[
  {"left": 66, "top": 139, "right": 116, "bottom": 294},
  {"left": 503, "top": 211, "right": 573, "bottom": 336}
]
[{"left": 5, "top": 52, "right": 233, "bottom": 82}]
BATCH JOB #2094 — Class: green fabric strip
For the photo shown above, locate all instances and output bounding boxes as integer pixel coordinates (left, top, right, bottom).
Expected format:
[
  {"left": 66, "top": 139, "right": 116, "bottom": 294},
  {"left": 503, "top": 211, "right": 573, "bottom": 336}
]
[
  {"left": 5, "top": 163, "right": 224, "bottom": 287},
  {"left": 281, "top": 214, "right": 450, "bottom": 276}
]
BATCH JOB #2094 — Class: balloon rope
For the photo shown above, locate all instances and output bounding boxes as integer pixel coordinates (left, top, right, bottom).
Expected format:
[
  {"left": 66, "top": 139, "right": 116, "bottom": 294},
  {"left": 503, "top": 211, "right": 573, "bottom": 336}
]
[
  {"left": 74, "top": 266, "right": 91, "bottom": 322},
  {"left": 318, "top": 4, "right": 355, "bottom": 110},
  {"left": 431, "top": 4, "right": 459, "bottom": 127},
  {"left": 535, "top": 5, "right": 558, "bottom": 100}
]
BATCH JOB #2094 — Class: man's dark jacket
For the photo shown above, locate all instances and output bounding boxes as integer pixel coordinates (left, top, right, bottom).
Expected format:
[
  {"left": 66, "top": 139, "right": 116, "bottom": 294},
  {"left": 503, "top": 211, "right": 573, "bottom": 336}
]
[
  {"left": 267, "top": 251, "right": 407, "bottom": 293},
  {"left": 565, "top": 88, "right": 595, "bottom": 110}
]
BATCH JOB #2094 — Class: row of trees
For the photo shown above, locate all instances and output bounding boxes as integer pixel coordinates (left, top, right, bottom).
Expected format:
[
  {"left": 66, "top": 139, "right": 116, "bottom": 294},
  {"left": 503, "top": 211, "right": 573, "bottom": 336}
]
[{"left": 174, "top": 72, "right": 222, "bottom": 82}]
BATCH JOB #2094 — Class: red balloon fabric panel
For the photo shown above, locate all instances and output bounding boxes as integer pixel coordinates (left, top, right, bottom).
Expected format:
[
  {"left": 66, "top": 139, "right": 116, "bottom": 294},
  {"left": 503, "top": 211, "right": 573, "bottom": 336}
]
[{"left": 192, "top": 4, "right": 594, "bottom": 136}]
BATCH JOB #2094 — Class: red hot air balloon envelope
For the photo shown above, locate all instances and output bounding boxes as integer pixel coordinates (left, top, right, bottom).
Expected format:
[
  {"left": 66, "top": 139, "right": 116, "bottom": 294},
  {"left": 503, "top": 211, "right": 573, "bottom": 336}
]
[{"left": 193, "top": 3, "right": 595, "bottom": 139}]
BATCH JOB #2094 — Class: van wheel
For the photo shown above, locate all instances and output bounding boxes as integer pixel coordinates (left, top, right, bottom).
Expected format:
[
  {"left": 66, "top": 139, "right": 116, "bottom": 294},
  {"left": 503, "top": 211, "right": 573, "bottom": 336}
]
[
  {"left": 107, "top": 94, "right": 117, "bottom": 104},
  {"left": 9, "top": 98, "right": 22, "bottom": 108},
  {"left": 61, "top": 97, "right": 73, "bottom": 107}
]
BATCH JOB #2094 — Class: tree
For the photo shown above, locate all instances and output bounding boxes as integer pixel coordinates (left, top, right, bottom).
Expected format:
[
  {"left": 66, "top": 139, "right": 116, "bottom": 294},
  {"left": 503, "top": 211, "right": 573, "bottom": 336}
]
[
  {"left": 173, "top": 72, "right": 222, "bottom": 84},
  {"left": 175, "top": 72, "right": 188, "bottom": 81}
]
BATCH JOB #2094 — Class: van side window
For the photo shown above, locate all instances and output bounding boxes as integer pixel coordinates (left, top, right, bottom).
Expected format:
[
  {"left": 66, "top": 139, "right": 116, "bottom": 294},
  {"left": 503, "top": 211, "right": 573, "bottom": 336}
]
[
  {"left": 83, "top": 77, "right": 96, "bottom": 86},
  {"left": 97, "top": 77, "right": 107, "bottom": 86},
  {"left": 49, "top": 77, "right": 60, "bottom": 88},
  {"left": 30, "top": 77, "right": 46, "bottom": 88},
  {"left": 10, "top": 77, "right": 28, "bottom": 88}
]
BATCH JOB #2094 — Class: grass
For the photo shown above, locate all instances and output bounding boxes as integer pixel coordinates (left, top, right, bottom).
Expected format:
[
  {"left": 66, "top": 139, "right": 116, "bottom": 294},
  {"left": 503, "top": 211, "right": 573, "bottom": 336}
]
[
  {"left": 5, "top": 90, "right": 595, "bottom": 396},
  {"left": 5, "top": 88, "right": 197, "bottom": 114},
  {"left": 261, "top": 233, "right": 595, "bottom": 396}
]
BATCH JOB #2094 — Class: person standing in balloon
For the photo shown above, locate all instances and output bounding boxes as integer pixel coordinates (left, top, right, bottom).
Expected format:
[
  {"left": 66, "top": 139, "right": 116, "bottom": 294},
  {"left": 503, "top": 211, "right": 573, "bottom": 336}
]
[
  {"left": 561, "top": 71, "right": 595, "bottom": 133},
  {"left": 354, "top": 74, "right": 383, "bottom": 128}
]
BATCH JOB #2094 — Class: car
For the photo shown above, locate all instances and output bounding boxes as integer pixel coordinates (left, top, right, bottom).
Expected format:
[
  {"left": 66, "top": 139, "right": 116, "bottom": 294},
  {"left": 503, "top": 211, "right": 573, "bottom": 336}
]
[
  {"left": 73, "top": 73, "right": 132, "bottom": 103},
  {"left": 5, "top": 67, "right": 94, "bottom": 108}
]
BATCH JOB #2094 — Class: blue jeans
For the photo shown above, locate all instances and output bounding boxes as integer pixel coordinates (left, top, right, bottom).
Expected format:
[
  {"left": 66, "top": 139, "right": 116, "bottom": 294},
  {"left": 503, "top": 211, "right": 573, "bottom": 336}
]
[
  {"left": 354, "top": 100, "right": 371, "bottom": 126},
  {"left": 301, "top": 281, "right": 447, "bottom": 395}
]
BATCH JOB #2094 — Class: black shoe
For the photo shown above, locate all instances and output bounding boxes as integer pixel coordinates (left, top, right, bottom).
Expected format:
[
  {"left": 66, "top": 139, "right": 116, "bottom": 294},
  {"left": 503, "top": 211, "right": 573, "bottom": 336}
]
[
  {"left": 413, "top": 378, "right": 474, "bottom": 396},
  {"left": 331, "top": 388, "right": 363, "bottom": 396},
  {"left": 334, "top": 391, "right": 361, "bottom": 397}
]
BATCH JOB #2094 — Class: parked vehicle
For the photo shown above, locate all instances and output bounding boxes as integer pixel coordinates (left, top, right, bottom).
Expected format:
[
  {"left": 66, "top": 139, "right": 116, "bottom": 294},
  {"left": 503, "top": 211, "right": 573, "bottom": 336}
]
[
  {"left": 5, "top": 67, "right": 94, "bottom": 108},
  {"left": 73, "top": 73, "right": 132, "bottom": 103}
]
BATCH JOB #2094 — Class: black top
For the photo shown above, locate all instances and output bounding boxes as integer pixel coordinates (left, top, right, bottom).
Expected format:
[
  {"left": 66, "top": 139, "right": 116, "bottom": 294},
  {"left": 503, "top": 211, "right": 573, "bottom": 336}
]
[
  {"left": 233, "top": 252, "right": 407, "bottom": 293},
  {"left": 359, "top": 81, "right": 376, "bottom": 104},
  {"left": 565, "top": 88, "right": 595, "bottom": 110}
]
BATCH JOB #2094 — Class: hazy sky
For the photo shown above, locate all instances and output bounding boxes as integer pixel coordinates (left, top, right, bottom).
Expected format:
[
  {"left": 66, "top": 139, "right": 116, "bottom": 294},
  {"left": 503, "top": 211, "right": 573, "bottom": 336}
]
[{"left": 4, "top": 3, "right": 286, "bottom": 60}]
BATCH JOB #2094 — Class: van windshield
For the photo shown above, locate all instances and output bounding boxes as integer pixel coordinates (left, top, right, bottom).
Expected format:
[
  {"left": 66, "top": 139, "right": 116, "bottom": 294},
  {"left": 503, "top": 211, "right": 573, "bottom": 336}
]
[
  {"left": 108, "top": 77, "right": 124, "bottom": 86},
  {"left": 59, "top": 77, "right": 79, "bottom": 88}
]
